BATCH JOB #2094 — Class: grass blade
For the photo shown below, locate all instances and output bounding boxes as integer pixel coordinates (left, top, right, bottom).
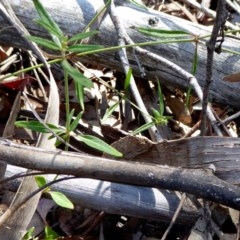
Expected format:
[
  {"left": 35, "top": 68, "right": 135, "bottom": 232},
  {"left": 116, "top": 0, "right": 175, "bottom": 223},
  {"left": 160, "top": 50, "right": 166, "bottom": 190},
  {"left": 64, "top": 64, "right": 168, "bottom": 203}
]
[
  {"left": 67, "top": 44, "right": 103, "bottom": 53},
  {"left": 68, "top": 31, "right": 99, "bottom": 43},
  {"left": 101, "top": 101, "right": 120, "bottom": 123},
  {"left": 133, "top": 122, "right": 155, "bottom": 135},
  {"left": 61, "top": 60, "right": 93, "bottom": 88},
  {"left": 33, "top": 0, "right": 63, "bottom": 39},
  {"left": 26, "top": 36, "right": 61, "bottom": 51},
  {"left": 156, "top": 79, "right": 164, "bottom": 116},
  {"left": 137, "top": 28, "right": 190, "bottom": 39},
  {"left": 124, "top": 68, "right": 132, "bottom": 91},
  {"left": 77, "top": 134, "right": 123, "bottom": 157}
]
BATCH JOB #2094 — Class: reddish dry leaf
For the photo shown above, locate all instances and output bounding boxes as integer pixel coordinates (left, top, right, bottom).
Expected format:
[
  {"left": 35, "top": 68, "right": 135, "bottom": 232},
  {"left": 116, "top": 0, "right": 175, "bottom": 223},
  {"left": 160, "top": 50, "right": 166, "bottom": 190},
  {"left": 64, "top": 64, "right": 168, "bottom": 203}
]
[
  {"left": 0, "top": 74, "right": 33, "bottom": 90},
  {"left": 223, "top": 72, "right": 240, "bottom": 82}
]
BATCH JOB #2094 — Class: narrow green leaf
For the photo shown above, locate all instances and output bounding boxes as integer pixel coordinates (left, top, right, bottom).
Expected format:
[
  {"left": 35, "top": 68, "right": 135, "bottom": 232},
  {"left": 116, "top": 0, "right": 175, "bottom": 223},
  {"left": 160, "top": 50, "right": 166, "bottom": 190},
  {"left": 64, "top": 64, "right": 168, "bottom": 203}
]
[
  {"left": 70, "top": 111, "right": 83, "bottom": 132},
  {"left": 44, "top": 226, "right": 59, "bottom": 240},
  {"left": 33, "top": 0, "right": 63, "bottom": 39},
  {"left": 156, "top": 79, "right": 164, "bottom": 116},
  {"left": 137, "top": 27, "right": 190, "bottom": 39},
  {"left": 34, "top": 19, "right": 62, "bottom": 41},
  {"left": 186, "top": 43, "right": 198, "bottom": 108},
  {"left": 67, "top": 44, "right": 103, "bottom": 53},
  {"left": 101, "top": 101, "right": 120, "bottom": 123},
  {"left": 15, "top": 120, "right": 49, "bottom": 133},
  {"left": 68, "top": 109, "right": 75, "bottom": 123},
  {"left": 77, "top": 134, "right": 123, "bottom": 157},
  {"left": 75, "top": 81, "right": 85, "bottom": 110},
  {"left": 133, "top": 122, "right": 155, "bottom": 135},
  {"left": 152, "top": 108, "right": 161, "bottom": 119},
  {"left": 26, "top": 36, "right": 61, "bottom": 51},
  {"left": 68, "top": 30, "right": 99, "bottom": 43},
  {"left": 124, "top": 68, "right": 132, "bottom": 91},
  {"left": 49, "top": 191, "right": 74, "bottom": 209},
  {"left": 61, "top": 60, "right": 93, "bottom": 88},
  {"left": 35, "top": 176, "right": 47, "bottom": 188},
  {"left": 191, "top": 43, "right": 198, "bottom": 75},
  {"left": 15, "top": 120, "right": 62, "bottom": 134},
  {"left": 22, "top": 227, "right": 35, "bottom": 240}
]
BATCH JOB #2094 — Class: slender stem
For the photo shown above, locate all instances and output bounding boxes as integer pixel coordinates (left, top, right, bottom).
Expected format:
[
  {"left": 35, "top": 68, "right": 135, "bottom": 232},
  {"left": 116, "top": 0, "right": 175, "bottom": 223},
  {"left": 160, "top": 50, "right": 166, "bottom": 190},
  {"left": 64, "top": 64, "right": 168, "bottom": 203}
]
[{"left": 63, "top": 69, "right": 70, "bottom": 150}]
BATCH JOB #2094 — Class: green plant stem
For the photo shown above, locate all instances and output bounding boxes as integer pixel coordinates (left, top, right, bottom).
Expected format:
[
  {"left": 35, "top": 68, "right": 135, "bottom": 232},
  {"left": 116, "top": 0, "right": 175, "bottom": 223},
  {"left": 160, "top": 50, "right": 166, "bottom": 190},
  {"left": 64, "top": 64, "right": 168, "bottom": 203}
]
[
  {"left": 0, "top": 38, "right": 196, "bottom": 81},
  {"left": 63, "top": 70, "right": 70, "bottom": 150},
  {"left": 2, "top": 27, "right": 239, "bottom": 82}
]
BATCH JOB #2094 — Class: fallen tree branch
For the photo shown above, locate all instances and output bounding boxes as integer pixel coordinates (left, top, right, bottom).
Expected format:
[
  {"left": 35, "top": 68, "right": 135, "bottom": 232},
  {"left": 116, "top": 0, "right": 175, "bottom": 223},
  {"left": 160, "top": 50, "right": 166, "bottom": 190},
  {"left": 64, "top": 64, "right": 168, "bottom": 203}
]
[
  {"left": 5, "top": 166, "right": 199, "bottom": 225},
  {"left": 1, "top": 0, "right": 240, "bottom": 108},
  {"left": 0, "top": 139, "right": 240, "bottom": 210}
]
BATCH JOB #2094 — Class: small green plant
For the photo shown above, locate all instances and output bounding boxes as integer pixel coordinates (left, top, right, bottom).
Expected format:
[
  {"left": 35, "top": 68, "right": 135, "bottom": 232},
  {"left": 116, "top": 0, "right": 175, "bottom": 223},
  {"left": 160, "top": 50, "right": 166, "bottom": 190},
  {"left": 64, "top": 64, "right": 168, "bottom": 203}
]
[
  {"left": 15, "top": 0, "right": 122, "bottom": 157},
  {"left": 22, "top": 227, "right": 38, "bottom": 240},
  {"left": 35, "top": 176, "right": 74, "bottom": 209},
  {"left": 133, "top": 79, "right": 171, "bottom": 135},
  {"left": 135, "top": 26, "right": 201, "bottom": 113},
  {"left": 23, "top": 226, "right": 59, "bottom": 240}
]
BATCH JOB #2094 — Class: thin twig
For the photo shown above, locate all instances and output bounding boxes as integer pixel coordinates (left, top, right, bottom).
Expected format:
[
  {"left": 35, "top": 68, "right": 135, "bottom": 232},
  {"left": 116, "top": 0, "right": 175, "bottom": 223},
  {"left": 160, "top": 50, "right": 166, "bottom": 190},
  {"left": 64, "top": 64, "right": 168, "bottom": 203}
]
[
  {"left": 123, "top": 32, "right": 223, "bottom": 136},
  {"left": 108, "top": 1, "right": 163, "bottom": 141},
  {"left": 201, "top": 0, "right": 228, "bottom": 135},
  {"left": 181, "top": 0, "right": 238, "bottom": 30},
  {"left": 161, "top": 193, "right": 187, "bottom": 240}
]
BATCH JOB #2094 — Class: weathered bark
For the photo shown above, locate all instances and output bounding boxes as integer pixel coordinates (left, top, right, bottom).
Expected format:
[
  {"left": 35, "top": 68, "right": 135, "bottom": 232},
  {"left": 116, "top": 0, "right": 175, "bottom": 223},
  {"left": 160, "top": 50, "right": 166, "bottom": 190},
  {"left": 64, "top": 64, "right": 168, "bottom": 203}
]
[
  {"left": 5, "top": 166, "right": 199, "bottom": 225},
  {"left": 1, "top": 138, "right": 240, "bottom": 210},
  {"left": 0, "top": 0, "right": 240, "bottom": 108}
]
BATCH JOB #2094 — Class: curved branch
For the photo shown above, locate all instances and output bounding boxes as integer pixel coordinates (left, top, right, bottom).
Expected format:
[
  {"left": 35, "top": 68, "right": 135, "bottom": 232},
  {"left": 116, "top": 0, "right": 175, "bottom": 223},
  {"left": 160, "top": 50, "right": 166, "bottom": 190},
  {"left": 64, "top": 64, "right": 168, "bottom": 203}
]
[{"left": 0, "top": 139, "right": 240, "bottom": 210}]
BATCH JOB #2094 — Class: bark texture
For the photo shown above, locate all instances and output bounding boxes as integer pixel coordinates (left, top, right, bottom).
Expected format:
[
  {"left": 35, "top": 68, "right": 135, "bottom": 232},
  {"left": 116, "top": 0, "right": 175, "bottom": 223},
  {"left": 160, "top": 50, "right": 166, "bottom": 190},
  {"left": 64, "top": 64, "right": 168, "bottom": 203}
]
[
  {"left": 1, "top": 138, "right": 240, "bottom": 210},
  {"left": 0, "top": 0, "right": 240, "bottom": 108}
]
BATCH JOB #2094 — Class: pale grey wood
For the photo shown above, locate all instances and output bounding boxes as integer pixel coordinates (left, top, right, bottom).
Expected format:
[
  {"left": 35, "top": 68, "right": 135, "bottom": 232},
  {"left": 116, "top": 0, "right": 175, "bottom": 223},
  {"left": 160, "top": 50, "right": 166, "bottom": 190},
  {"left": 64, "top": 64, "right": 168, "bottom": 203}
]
[
  {"left": 5, "top": 166, "right": 199, "bottom": 225},
  {"left": 0, "top": 0, "right": 240, "bottom": 108},
  {"left": 1, "top": 138, "right": 240, "bottom": 210}
]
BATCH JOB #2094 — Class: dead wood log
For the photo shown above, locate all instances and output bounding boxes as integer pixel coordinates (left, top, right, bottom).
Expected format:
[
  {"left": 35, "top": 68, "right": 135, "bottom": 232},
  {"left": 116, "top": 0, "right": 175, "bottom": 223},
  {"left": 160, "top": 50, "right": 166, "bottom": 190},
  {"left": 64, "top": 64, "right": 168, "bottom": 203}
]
[
  {"left": 5, "top": 166, "right": 199, "bottom": 225},
  {"left": 1, "top": 138, "right": 240, "bottom": 210},
  {"left": 109, "top": 135, "right": 240, "bottom": 185},
  {"left": 1, "top": 0, "right": 240, "bottom": 108}
]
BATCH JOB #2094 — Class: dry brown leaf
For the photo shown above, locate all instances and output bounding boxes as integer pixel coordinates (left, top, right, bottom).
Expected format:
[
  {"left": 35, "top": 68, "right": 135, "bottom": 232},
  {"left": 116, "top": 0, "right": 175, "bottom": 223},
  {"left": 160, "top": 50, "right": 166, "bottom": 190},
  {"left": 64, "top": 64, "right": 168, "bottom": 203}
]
[
  {"left": 223, "top": 72, "right": 240, "bottom": 82},
  {"left": 165, "top": 93, "right": 192, "bottom": 125}
]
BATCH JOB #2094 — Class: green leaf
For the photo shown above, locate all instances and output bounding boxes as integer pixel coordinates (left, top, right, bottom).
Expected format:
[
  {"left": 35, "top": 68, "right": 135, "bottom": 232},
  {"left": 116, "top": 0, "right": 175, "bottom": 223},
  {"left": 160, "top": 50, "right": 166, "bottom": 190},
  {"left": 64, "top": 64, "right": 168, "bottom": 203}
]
[
  {"left": 124, "top": 68, "right": 132, "bottom": 91},
  {"left": 68, "top": 30, "right": 99, "bottom": 43},
  {"left": 70, "top": 111, "right": 83, "bottom": 132},
  {"left": 68, "top": 109, "right": 75, "bottom": 123},
  {"left": 26, "top": 36, "right": 61, "bottom": 51},
  {"left": 156, "top": 115, "right": 172, "bottom": 125},
  {"left": 191, "top": 43, "right": 198, "bottom": 75},
  {"left": 101, "top": 101, "right": 120, "bottom": 123},
  {"left": 75, "top": 81, "right": 85, "bottom": 110},
  {"left": 67, "top": 44, "right": 103, "bottom": 53},
  {"left": 137, "top": 28, "right": 190, "bottom": 39},
  {"left": 49, "top": 191, "right": 74, "bottom": 209},
  {"left": 35, "top": 176, "right": 47, "bottom": 188},
  {"left": 156, "top": 79, "right": 164, "bottom": 116},
  {"left": 77, "top": 134, "right": 123, "bottom": 157},
  {"left": 152, "top": 108, "right": 161, "bottom": 119},
  {"left": 15, "top": 120, "right": 49, "bottom": 133},
  {"left": 33, "top": 0, "right": 63, "bottom": 39},
  {"left": 186, "top": 43, "right": 198, "bottom": 108},
  {"left": 61, "top": 60, "right": 92, "bottom": 88},
  {"left": 133, "top": 122, "right": 155, "bottom": 135},
  {"left": 44, "top": 226, "right": 59, "bottom": 240},
  {"left": 15, "top": 121, "right": 61, "bottom": 134},
  {"left": 34, "top": 19, "right": 63, "bottom": 42},
  {"left": 22, "top": 227, "right": 36, "bottom": 240}
]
